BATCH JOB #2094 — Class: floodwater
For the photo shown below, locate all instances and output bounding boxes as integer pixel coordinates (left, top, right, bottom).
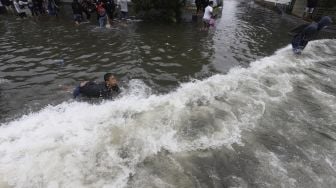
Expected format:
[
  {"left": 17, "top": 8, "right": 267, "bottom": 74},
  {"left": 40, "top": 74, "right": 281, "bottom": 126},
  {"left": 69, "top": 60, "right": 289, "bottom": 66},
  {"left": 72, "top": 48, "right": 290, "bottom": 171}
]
[{"left": 0, "top": 0, "right": 336, "bottom": 187}]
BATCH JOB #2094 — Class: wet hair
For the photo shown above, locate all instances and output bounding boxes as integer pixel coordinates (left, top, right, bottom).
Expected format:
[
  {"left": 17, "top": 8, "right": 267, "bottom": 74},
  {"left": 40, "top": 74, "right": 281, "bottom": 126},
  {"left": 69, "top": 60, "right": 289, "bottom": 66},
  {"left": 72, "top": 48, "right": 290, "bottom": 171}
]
[
  {"left": 317, "top": 16, "right": 333, "bottom": 30},
  {"left": 104, "top": 73, "right": 115, "bottom": 82}
]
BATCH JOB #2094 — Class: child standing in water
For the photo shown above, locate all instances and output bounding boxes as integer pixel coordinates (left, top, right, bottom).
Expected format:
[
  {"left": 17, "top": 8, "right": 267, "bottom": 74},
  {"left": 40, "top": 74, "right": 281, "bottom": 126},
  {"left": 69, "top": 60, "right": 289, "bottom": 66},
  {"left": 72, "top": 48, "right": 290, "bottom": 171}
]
[{"left": 202, "top": 1, "right": 213, "bottom": 30}]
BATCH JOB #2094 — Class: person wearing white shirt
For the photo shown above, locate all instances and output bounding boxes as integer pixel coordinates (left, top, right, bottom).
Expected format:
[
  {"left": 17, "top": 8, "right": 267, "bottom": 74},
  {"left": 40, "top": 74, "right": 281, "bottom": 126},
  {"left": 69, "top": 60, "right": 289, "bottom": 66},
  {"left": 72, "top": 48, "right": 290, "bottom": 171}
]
[
  {"left": 118, "top": 0, "right": 128, "bottom": 19},
  {"left": 202, "top": 1, "right": 213, "bottom": 30}
]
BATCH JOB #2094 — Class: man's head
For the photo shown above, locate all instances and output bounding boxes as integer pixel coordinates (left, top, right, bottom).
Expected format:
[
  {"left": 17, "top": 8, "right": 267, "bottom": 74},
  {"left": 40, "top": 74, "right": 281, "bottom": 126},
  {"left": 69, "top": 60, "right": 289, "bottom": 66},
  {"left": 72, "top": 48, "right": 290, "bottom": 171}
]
[
  {"left": 104, "top": 73, "right": 118, "bottom": 87},
  {"left": 317, "top": 16, "right": 333, "bottom": 30},
  {"left": 209, "top": 1, "right": 214, "bottom": 6}
]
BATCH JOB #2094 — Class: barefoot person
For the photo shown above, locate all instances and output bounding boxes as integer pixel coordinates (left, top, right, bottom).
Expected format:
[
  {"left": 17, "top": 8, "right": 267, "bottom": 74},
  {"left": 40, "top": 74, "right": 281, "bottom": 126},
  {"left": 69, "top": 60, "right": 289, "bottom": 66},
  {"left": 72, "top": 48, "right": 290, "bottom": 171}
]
[{"left": 291, "top": 16, "right": 332, "bottom": 55}]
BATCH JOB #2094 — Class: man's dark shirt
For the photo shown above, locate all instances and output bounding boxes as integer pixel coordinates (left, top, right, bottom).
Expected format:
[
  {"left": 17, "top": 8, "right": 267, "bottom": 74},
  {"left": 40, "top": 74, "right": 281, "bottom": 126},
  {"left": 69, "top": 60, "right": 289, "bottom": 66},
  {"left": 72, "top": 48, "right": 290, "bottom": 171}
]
[{"left": 79, "top": 81, "right": 120, "bottom": 99}]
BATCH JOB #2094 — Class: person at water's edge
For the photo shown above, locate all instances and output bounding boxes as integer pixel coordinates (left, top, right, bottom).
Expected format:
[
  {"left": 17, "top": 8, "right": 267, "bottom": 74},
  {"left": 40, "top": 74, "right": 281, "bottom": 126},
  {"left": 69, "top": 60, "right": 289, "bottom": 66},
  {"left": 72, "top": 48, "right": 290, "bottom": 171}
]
[
  {"left": 118, "top": 0, "right": 128, "bottom": 20},
  {"left": 291, "top": 16, "right": 332, "bottom": 55},
  {"left": 72, "top": 0, "right": 83, "bottom": 25},
  {"left": 73, "top": 73, "right": 120, "bottom": 99},
  {"left": 104, "top": 0, "right": 115, "bottom": 26},
  {"left": 96, "top": 0, "right": 107, "bottom": 28},
  {"left": 202, "top": 1, "right": 213, "bottom": 30}
]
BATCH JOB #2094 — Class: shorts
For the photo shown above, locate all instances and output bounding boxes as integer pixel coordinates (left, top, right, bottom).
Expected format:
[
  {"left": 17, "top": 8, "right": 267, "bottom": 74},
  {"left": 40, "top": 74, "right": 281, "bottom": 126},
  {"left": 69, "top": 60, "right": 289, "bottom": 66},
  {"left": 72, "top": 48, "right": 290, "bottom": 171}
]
[{"left": 305, "top": 7, "right": 314, "bottom": 13}]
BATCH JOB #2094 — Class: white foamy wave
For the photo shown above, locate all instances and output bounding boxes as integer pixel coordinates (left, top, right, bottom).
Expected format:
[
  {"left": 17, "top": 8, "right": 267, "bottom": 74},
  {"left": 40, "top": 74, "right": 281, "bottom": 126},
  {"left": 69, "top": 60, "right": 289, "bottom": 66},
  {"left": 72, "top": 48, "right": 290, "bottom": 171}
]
[{"left": 0, "top": 40, "right": 335, "bottom": 188}]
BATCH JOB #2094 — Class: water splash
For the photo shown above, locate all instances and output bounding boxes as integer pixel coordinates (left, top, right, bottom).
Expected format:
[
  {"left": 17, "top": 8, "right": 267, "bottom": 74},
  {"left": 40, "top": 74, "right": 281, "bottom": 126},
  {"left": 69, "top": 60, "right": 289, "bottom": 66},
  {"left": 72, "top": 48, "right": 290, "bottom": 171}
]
[{"left": 0, "top": 40, "right": 335, "bottom": 188}]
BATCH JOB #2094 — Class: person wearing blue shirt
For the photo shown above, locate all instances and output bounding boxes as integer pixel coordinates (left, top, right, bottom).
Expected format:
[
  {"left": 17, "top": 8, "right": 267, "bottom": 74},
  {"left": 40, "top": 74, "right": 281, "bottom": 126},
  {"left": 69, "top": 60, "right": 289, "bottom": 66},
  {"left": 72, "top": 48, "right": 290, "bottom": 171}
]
[{"left": 291, "top": 16, "right": 333, "bottom": 55}]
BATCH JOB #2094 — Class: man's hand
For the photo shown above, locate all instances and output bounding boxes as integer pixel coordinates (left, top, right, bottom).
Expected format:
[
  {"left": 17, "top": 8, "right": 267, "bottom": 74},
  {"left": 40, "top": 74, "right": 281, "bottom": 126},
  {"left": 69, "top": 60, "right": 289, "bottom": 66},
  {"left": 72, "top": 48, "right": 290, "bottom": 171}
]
[{"left": 80, "top": 81, "right": 89, "bottom": 87}]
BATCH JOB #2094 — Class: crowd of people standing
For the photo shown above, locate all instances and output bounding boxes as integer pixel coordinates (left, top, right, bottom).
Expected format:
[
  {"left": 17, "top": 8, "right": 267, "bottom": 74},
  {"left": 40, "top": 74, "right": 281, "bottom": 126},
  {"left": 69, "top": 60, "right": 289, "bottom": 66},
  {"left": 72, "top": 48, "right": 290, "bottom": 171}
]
[
  {"left": 0, "top": 0, "right": 128, "bottom": 28},
  {"left": 0, "top": 0, "right": 60, "bottom": 17}
]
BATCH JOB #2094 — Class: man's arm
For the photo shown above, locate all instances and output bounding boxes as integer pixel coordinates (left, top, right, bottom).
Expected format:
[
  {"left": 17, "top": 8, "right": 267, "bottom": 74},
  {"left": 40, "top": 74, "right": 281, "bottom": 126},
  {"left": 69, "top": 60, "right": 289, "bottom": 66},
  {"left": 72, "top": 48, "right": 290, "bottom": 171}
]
[{"left": 80, "top": 81, "right": 89, "bottom": 87}]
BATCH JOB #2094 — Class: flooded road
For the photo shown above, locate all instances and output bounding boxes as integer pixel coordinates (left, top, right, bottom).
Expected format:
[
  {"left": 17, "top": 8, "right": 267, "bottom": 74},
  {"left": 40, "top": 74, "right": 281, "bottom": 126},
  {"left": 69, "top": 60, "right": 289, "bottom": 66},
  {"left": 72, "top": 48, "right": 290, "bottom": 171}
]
[
  {"left": 0, "top": 0, "right": 336, "bottom": 187},
  {"left": 0, "top": 0, "right": 297, "bottom": 121}
]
